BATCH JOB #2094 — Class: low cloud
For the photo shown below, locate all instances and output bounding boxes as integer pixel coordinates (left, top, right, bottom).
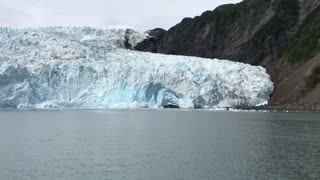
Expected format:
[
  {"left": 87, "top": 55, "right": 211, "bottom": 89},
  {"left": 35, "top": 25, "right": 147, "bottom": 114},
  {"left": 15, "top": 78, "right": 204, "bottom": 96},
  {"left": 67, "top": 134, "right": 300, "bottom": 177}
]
[{"left": 0, "top": 0, "right": 241, "bottom": 30}]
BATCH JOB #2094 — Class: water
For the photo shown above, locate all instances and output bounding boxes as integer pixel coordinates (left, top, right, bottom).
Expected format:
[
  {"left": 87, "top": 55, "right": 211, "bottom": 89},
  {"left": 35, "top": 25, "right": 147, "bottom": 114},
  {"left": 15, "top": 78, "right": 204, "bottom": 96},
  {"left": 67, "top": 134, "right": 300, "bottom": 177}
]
[{"left": 0, "top": 110, "right": 319, "bottom": 180}]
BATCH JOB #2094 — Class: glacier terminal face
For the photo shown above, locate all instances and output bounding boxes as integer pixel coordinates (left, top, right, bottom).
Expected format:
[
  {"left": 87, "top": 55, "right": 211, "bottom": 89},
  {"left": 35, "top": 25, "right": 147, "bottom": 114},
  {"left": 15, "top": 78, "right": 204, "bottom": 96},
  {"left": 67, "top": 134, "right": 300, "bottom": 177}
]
[{"left": 0, "top": 27, "right": 274, "bottom": 109}]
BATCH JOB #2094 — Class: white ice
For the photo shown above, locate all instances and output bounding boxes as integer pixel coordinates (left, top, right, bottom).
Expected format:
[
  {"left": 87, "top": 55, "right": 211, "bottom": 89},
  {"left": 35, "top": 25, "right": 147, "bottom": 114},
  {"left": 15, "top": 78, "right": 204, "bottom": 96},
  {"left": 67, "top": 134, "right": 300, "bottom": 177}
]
[{"left": 0, "top": 27, "right": 274, "bottom": 109}]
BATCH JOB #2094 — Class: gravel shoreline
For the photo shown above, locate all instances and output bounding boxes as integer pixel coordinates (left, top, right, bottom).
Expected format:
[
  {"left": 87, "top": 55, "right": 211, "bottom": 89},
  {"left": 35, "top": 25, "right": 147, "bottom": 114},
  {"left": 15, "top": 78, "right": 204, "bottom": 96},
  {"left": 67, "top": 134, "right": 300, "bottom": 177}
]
[{"left": 233, "top": 105, "right": 320, "bottom": 113}]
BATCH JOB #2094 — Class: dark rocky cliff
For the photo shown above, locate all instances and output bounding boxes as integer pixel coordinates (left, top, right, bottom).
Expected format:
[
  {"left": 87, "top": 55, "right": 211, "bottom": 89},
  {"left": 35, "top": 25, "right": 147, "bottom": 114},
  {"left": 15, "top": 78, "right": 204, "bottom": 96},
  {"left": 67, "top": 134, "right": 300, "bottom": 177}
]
[{"left": 135, "top": 0, "right": 320, "bottom": 109}]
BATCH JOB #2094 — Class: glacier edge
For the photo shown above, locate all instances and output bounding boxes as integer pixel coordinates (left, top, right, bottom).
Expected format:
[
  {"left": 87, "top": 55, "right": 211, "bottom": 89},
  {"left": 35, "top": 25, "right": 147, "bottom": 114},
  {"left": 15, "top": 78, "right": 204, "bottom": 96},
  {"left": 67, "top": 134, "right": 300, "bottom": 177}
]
[{"left": 0, "top": 27, "right": 274, "bottom": 109}]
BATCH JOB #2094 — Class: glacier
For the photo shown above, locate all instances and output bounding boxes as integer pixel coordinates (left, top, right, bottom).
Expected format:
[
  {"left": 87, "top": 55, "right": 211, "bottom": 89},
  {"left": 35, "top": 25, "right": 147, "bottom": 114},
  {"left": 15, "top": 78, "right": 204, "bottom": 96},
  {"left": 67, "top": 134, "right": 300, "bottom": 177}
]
[{"left": 0, "top": 27, "right": 274, "bottom": 109}]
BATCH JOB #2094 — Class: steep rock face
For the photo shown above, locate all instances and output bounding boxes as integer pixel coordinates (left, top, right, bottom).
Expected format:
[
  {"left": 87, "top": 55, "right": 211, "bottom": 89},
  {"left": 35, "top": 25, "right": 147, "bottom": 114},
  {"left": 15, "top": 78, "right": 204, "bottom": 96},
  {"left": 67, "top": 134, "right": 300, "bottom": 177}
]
[
  {"left": 135, "top": 0, "right": 320, "bottom": 108},
  {"left": 135, "top": 28, "right": 167, "bottom": 53},
  {"left": 270, "top": 5, "right": 320, "bottom": 107}
]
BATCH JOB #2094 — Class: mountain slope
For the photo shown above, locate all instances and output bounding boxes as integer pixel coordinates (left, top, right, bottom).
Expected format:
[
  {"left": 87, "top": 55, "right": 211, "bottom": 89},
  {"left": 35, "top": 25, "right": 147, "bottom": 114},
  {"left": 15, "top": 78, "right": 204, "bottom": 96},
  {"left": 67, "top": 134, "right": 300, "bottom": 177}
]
[{"left": 136, "top": 0, "right": 320, "bottom": 109}]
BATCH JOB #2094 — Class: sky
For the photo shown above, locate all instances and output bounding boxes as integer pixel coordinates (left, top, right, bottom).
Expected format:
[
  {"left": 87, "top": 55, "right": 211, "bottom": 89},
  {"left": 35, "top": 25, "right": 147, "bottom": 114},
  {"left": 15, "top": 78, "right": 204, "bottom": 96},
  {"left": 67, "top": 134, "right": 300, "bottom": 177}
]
[{"left": 0, "top": 0, "right": 241, "bottom": 30}]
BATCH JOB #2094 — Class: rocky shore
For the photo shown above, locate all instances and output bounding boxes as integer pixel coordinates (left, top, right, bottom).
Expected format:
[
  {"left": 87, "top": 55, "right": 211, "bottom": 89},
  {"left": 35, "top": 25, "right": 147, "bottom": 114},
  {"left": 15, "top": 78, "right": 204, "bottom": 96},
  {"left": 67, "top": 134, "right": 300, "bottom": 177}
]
[{"left": 233, "top": 105, "right": 320, "bottom": 112}]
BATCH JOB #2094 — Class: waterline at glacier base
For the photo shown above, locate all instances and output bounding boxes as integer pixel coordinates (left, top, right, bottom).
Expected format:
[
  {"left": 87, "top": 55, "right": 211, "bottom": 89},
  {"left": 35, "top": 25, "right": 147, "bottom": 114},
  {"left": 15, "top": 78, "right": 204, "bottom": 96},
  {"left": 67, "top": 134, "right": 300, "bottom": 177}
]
[{"left": 0, "top": 27, "right": 274, "bottom": 109}]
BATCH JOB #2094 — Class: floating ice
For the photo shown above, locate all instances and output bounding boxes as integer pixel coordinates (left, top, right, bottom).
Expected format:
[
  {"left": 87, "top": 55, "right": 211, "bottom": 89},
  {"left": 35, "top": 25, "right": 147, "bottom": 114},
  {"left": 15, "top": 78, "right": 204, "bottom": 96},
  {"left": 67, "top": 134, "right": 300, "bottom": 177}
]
[{"left": 0, "top": 27, "right": 273, "bottom": 109}]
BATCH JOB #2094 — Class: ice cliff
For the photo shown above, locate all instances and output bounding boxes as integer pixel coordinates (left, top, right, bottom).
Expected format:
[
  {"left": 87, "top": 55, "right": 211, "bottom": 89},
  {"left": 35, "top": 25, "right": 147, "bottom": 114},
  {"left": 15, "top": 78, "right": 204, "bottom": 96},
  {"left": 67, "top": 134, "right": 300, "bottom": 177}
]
[{"left": 0, "top": 27, "right": 273, "bottom": 109}]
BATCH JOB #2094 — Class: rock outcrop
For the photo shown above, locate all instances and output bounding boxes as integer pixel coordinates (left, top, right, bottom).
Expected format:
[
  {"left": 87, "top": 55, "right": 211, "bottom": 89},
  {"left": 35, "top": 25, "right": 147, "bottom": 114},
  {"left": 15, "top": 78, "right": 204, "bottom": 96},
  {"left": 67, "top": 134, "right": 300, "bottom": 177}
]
[{"left": 135, "top": 28, "right": 166, "bottom": 52}]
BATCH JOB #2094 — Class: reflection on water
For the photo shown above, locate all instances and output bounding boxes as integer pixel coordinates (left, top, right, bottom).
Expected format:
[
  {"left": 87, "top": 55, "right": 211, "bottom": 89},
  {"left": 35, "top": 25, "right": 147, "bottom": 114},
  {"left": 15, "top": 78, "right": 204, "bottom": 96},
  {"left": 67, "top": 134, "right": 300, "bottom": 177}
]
[{"left": 0, "top": 110, "right": 319, "bottom": 180}]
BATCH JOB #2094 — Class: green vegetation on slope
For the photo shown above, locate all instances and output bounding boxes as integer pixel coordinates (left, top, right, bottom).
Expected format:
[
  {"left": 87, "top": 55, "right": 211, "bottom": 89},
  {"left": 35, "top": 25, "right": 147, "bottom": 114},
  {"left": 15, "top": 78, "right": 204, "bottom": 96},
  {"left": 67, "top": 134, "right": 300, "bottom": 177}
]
[
  {"left": 212, "top": 0, "right": 269, "bottom": 21},
  {"left": 254, "top": 0, "right": 300, "bottom": 41},
  {"left": 286, "top": 5, "right": 320, "bottom": 63}
]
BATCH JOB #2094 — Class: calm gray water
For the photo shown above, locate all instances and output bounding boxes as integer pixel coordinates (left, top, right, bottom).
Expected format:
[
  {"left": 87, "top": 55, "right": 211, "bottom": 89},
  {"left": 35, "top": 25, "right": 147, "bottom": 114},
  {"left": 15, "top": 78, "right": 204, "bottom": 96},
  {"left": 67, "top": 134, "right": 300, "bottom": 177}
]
[{"left": 0, "top": 110, "right": 320, "bottom": 180}]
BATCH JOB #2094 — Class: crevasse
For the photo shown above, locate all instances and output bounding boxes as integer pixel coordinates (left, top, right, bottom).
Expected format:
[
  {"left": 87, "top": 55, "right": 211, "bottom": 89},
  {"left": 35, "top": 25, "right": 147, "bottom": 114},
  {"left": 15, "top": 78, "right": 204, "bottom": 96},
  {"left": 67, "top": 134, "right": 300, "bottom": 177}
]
[{"left": 0, "top": 27, "right": 274, "bottom": 109}]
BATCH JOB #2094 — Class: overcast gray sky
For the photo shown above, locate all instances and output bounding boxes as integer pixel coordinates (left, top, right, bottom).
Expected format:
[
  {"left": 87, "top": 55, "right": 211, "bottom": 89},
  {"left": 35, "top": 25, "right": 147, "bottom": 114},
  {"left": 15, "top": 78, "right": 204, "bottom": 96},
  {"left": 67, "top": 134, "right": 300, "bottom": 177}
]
[{"left": 0, "top": 0, "right": 241, "bottom": 30}]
